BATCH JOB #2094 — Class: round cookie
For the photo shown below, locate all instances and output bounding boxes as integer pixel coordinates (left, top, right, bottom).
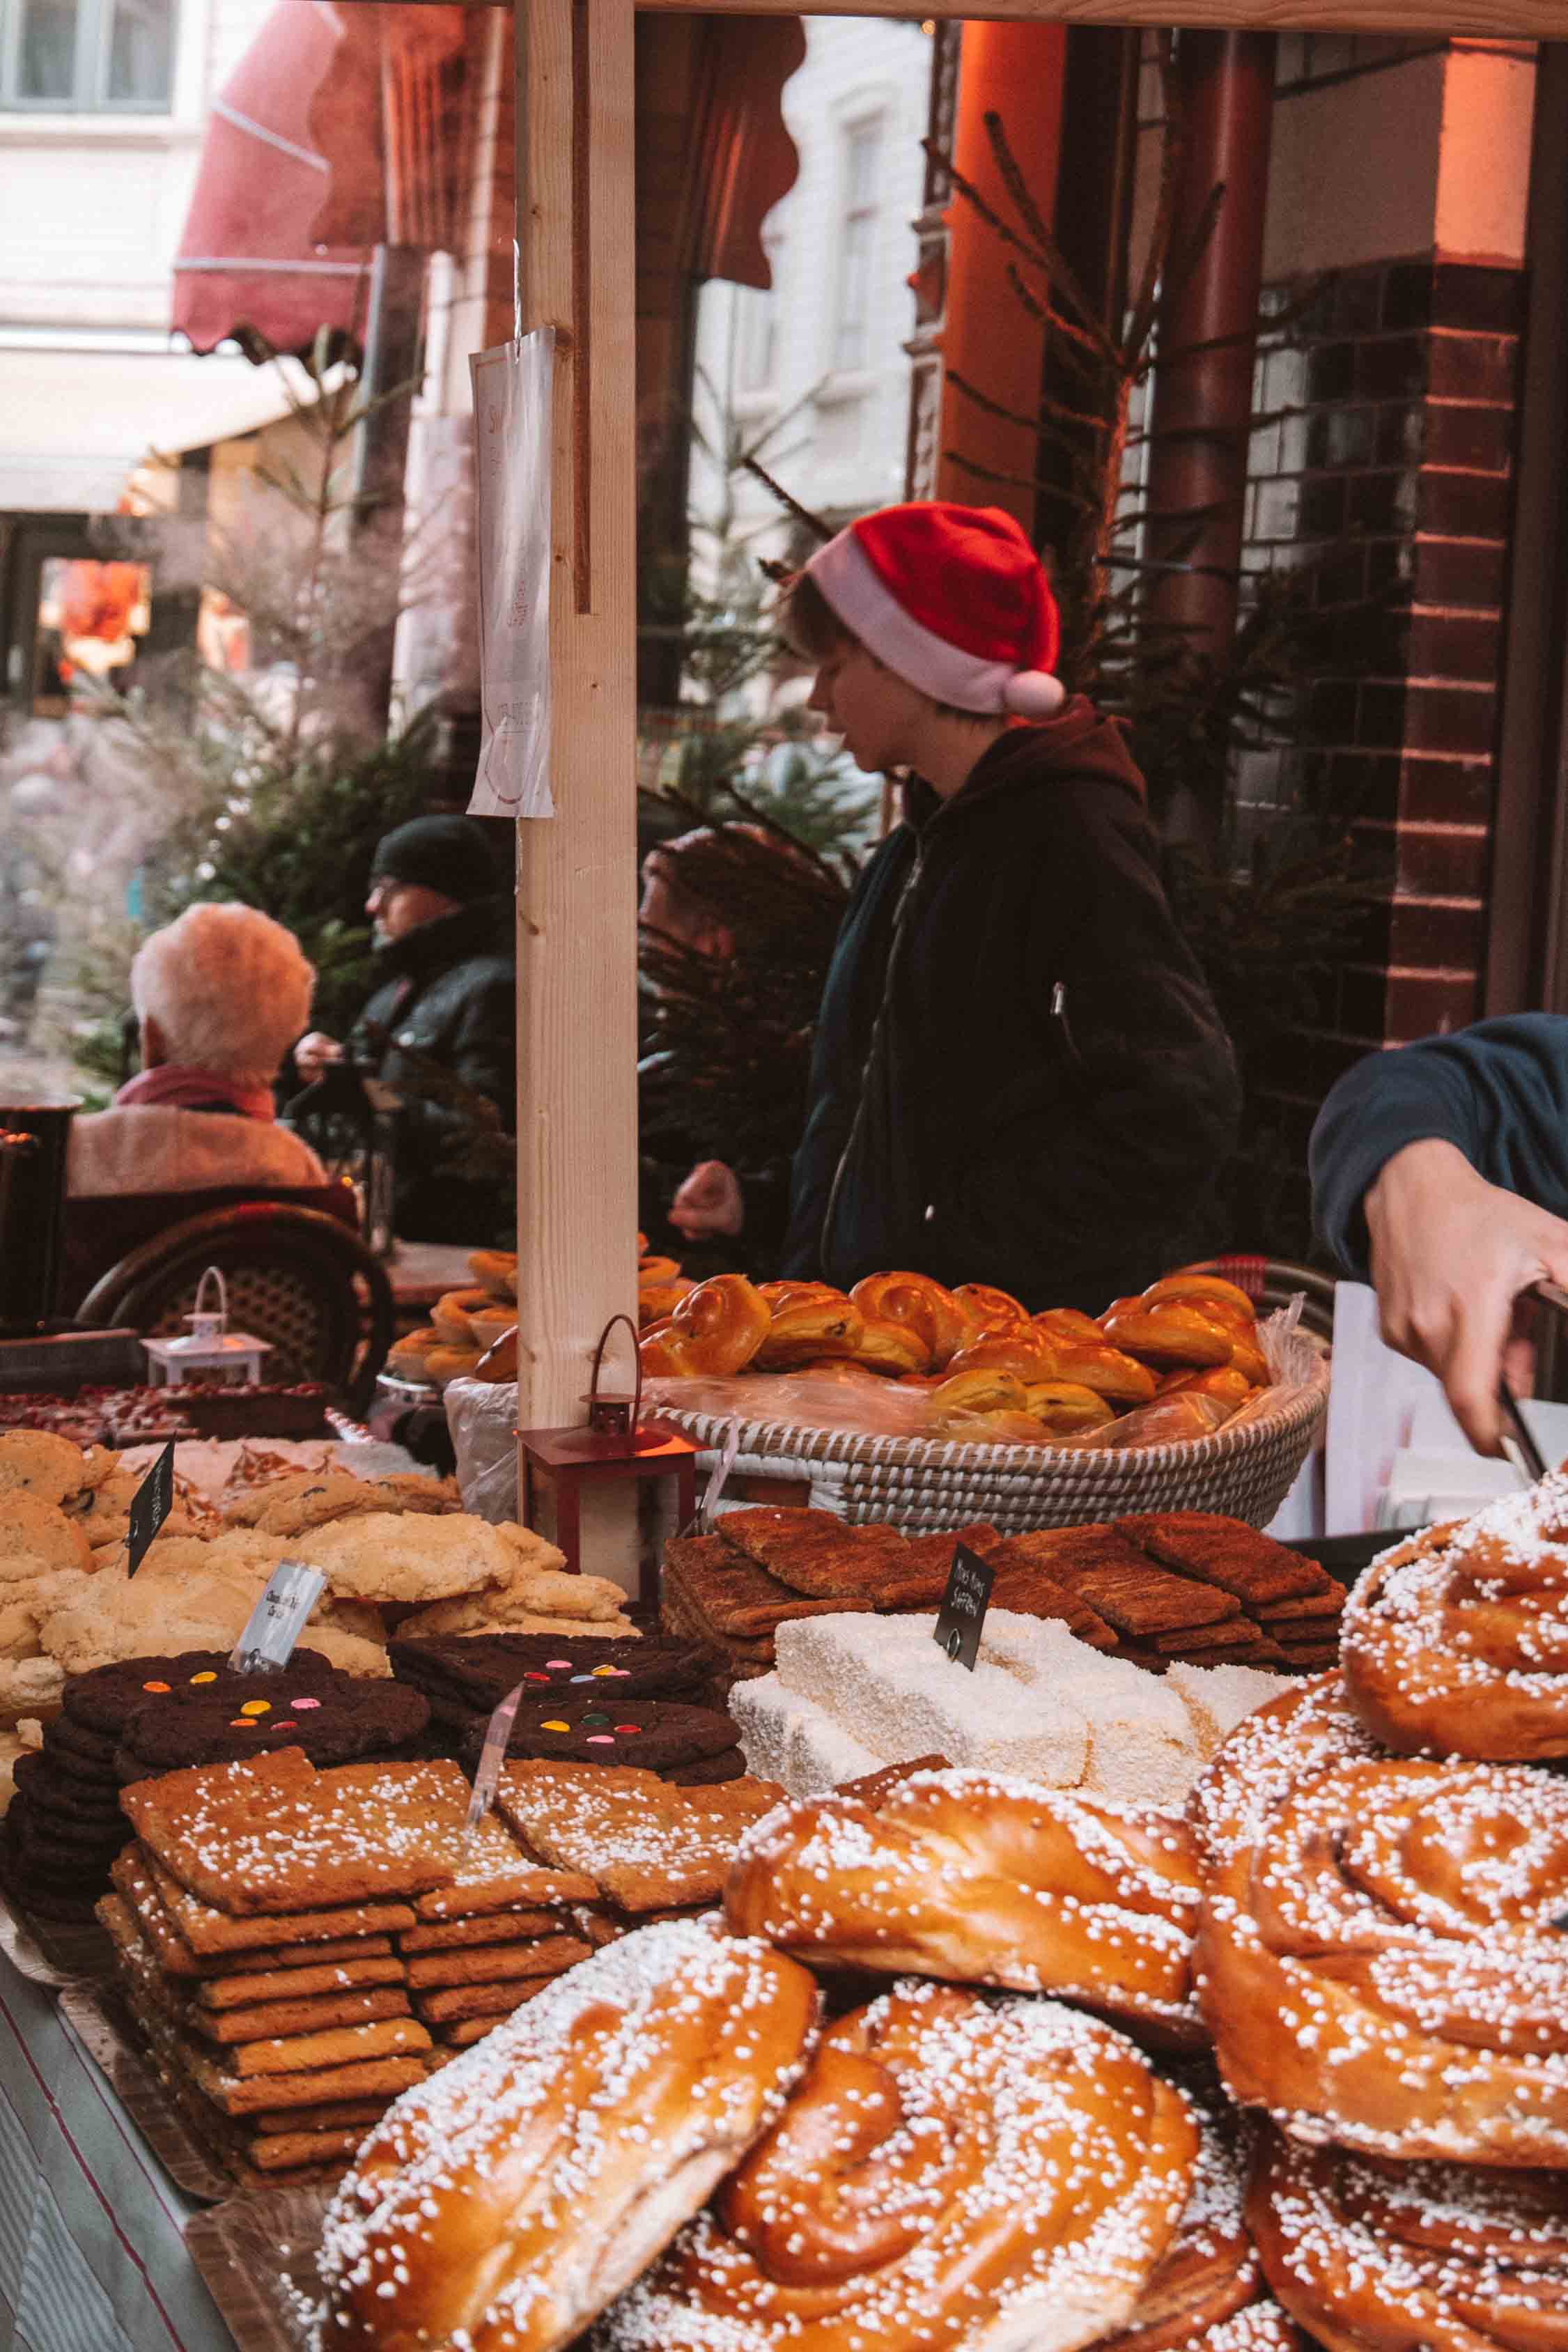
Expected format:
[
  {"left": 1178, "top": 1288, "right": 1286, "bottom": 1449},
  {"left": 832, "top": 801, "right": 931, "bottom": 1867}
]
[
  {"left": 10, "top": 1752, "right": 123, "bottom": 1821},
  {"left": 460, "top": 1696, "right": 742, "bottom": 1778},
  {"left": 116, "top": 1678, "right": 429, "bottom": 1777},
  {"left": 391, "top": 1632, "right": 707, "bottom": 1710},
  {"left": 296, "top": 1512, "right": 513, "bottom": 1604},
  {"left": 0, "top": 1494, "right": 93, "bottom": 1579},
  {"left": 61, "top": 1649, "right": 343, "bottom": 1738},
  {"left": 0, "top": 1431, "right": 90, "bottom": 1510}
]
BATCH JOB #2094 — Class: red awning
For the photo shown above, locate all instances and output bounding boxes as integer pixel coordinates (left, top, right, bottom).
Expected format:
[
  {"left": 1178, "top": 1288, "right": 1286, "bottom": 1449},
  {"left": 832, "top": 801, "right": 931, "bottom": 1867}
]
[{"left": 172, "top": 1, "right": 460, "bottom": 359}]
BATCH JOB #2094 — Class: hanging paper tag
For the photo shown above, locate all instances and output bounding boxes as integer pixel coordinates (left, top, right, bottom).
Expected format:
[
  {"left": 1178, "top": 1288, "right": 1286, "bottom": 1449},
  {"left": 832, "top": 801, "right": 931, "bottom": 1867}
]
[
  {"left": 931, "top": 1542, "right": 995, "bottom": 1671},
  {"left": 125, "top": 1439, "right": 176, "bottom": 1578},
  {"left": 698, "top": 1418, "right": 744, "bottom": 1533},
  {"left": 464, "top": 1680, "right": 526, "bottom": 1841},
  {"left": 228, "top": 1561, "right": 327, "bottom": 1674}
]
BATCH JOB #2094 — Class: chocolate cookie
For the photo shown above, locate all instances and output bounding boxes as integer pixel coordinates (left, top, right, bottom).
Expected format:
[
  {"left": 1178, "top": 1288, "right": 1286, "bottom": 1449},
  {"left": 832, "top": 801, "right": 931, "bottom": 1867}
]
[
  {"left": 63, "top": 1650, "right": 342, "bottom": 1738},
  {"left": 458, "top": 1695, "right": 740, "bottom": 1778},
  {"left": 44, "top": 1714, "right": 118, "bottom": 1770},
  {"left": 11, "top": 1752, "right": 124, "bottom": 1823},
  {"left": 389, "top": 1634, "right": 708, "bottom": 1724},
  {"left": 116, "top": 1681, "right": 430, "bottom": 1779}
]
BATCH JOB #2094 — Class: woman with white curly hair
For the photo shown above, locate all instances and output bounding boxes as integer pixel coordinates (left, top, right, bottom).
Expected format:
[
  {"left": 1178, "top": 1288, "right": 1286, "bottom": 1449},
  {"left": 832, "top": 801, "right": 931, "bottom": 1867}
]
[{"left": 68, "top": 902, "right": 328, "bottom": 1196}]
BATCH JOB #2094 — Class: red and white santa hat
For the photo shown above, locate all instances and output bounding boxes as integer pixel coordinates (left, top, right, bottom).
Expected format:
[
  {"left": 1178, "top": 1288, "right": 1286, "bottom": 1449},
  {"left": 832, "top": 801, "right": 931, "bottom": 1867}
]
[{"left": 805, "top": 500, "right": 1066, "bottom": 720}]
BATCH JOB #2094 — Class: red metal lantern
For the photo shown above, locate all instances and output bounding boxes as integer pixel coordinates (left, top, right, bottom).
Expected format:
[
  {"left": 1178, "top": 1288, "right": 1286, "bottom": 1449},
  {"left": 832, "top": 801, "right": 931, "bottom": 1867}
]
[{"left": 516, "top": 1313, "right": 697, "bottom": 1598}]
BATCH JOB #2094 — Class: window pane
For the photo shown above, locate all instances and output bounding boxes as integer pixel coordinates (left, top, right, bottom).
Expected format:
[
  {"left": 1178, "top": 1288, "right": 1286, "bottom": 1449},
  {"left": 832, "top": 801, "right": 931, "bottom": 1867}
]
[
  {"left": 105, "top": 0, "right": 171, "bottom": 102},
  {"left": 17, "top": 0, "right": 78, "bottom": 100},
  {"left": 846, "top": 123, "right": 880, "bottom": 209},
  {"left": 835, "top": 213, "right": 873, "bottom": 373}
]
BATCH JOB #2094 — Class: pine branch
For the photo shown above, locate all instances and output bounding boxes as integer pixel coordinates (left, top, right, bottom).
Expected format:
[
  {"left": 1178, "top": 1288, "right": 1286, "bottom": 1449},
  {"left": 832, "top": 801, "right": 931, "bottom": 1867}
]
[
  {"left": 981, "top": 110, "right": 1120, "bottom": 362},
  {"left": 738, "top": 456, "right": 832, "bottom": 546}
]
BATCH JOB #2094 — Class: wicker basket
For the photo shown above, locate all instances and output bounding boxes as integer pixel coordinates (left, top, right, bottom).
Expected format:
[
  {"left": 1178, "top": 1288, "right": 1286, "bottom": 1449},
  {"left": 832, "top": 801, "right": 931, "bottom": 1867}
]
[{"left": 655, "top": 1354, "right": 1328, "bottom": 1537}]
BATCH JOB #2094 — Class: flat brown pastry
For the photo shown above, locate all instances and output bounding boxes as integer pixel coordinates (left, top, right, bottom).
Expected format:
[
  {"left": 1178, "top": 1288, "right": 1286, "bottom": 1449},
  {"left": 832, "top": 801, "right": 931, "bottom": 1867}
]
[
  {"left": 1115, "top": 1514, "right": 1334, "bottom": 1609},
  {"left": 496, "top": 1761, "right": 784, "bottom": 1912}
]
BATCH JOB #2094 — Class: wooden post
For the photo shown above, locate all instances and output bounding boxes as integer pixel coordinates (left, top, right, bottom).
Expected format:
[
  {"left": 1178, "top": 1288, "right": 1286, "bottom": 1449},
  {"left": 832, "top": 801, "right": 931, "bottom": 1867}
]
[{"left": 513, "top": 0, "right": 639, "bottom": 1467}]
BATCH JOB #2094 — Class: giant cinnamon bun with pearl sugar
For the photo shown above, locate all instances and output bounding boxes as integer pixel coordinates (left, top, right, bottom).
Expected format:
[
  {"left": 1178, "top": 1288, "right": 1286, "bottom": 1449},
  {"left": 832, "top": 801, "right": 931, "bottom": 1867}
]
[
  {"left": 724, "top": 1765, "right": 1206, "bottom": 2048},
  {"left": 596, "top": 1979, "right": 1201, "bottom": 2352},
  {"left": 312, "top": 1917, "right": 819, "bottom": 2352},
  {"left": 1246, "top": 2123, "right": 1568, "bottom": 2352},
  {"left": 1341, "top": 1471, "right": 1568, "bottom": 1759},
  {"left": 1196, "top": 1753, "right": 1568, "bottom": 2165}
]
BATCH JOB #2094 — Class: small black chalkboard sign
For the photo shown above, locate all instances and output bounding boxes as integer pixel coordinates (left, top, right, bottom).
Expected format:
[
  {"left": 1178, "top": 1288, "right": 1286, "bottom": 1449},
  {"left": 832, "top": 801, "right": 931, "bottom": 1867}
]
[
  {"left": 126, "top": 1438, "right": 176, "bottom": 1578},
  {"left": 931, "top": 1541, "right": 995, "bottom": 1671}
]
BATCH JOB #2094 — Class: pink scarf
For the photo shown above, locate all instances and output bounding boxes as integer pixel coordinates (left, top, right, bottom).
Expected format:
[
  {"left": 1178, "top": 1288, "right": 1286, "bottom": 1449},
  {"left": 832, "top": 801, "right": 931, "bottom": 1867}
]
[{"left": 114, "top": 1064, "right": 277, "bottom": 1121}]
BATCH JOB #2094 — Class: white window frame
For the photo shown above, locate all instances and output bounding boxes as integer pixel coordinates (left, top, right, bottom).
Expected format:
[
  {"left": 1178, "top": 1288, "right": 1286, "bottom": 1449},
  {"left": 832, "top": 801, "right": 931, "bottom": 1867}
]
[
  {"left": 0, "top": 0, "right": 177, "bottom": 112},
  {"left": 830, "top": 108, "right": 887, "bottom": 382}
]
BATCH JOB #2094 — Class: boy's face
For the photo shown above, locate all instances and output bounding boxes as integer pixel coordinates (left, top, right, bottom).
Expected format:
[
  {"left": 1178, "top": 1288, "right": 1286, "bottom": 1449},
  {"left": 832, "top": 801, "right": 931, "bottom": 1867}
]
[{"left": 807, "top": 640, "right": 931, "bottom": 776}]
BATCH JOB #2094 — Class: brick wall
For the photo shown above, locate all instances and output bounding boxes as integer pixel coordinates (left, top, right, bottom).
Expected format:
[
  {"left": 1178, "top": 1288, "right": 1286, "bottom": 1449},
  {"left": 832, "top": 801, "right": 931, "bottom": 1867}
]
[{"left": 1235, "top": 257, "right": 1524, "bottom": 1179}]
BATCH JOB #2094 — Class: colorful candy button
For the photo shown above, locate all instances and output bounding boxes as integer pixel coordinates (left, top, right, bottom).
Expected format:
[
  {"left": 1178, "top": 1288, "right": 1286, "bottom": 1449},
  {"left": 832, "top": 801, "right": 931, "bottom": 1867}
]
[
  {"left": 189, "top": 1671, "right": 217, "bottom": 1685},
  {"left": 228, "top": 1717, "right": 255, "bottom": 1728},
  {"left": 240, "top": 1700, "right": 272, "bottom": 1717},
  {"left": 581, "top": 1712, "right": 610, "bottom": 1728},
  {"left": 586, "top": 1735, "right": 615, "bottom": 1745},
  {"left": 291, "top": 1697, "right": 322, "bottom": 1712},
  {"left": 569, "top": 1674, "right": 596, "bottom": 1684},
  {"left": 274, "top": 1721, "right": 297, "bottom": 1731},
  {"left": 525, "top": 1672, "right": 551, "bottom": 1684},
  {"left": 591, "top": 1665, "right": 619, "bottom": 1678},
  {"left": 546, "top": 1660, "right": 571, "bottom": 1670},
  {"left": 614, "top": 1724, "right": 640, "bottom": 1735},
  {"left": 541, "top": 1719, "right": 570, "bottom": 1733},
  {"left": 141, "top": 1681, "right": 171, "bottom": 1694}
]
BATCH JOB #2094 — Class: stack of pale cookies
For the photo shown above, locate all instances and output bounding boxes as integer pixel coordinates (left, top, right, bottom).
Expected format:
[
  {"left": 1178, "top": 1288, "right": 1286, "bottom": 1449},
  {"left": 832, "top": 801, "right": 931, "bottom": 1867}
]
[{"left": 0, "top": 1428, "right": 637, "bottom": 1751}]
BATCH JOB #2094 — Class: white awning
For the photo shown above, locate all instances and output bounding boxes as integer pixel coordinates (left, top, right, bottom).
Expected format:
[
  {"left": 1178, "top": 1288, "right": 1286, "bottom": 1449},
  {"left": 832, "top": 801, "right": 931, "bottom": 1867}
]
[{"left": 0, "top": 343, "right": 297, "bottom": 513}]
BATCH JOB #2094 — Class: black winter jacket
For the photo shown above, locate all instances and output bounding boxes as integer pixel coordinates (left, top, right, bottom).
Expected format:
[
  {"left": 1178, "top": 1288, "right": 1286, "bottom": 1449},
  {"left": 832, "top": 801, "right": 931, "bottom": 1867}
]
[
  {"left": 1312, "top": 1014, "right": 1568, "bottom": 1278},
  {"left": 351, "top": 895, "right": 515, "bottom": 1244},
  {"left": 779, "top": 706, "right": 1241, "bottom": 1313}
]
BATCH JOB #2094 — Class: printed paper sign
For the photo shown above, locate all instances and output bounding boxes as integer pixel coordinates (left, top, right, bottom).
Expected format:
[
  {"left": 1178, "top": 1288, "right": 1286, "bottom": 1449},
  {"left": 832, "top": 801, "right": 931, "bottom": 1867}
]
[
  {"left": 465, "top": 1679, "right": 526, "bottom": 1840},
  {"left": 469, "top": 328, "right": 554, "bottom": 817},
  {"left": 125, "top": 1439, "right": 176, "bottom": 1577},
  {"left": 229, "top": 1561, "right": 327, "bottom": 1674},
  {"left": 932, "top": 1542, "right": 995, "bottom": 1671}
]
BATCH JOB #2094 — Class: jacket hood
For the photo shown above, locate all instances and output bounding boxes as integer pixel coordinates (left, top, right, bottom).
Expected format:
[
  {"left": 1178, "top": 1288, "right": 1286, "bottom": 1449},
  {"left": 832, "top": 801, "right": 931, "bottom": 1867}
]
[
  {"left": 905, "top": 695, "right": 1144, "bottom": 829},
  {"left": 373, "top": 892, "right": 513, "bottom": 978}
]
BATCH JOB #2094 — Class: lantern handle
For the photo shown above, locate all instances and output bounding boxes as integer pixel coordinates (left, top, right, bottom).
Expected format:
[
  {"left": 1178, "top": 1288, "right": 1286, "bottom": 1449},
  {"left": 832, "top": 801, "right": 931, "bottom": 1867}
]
[
  {"left": 589, "top": 1313, "right": 642, "bottom": 1425},
  {"left": 192, "top": 1264, "right": 228, "bottom": 1334}
]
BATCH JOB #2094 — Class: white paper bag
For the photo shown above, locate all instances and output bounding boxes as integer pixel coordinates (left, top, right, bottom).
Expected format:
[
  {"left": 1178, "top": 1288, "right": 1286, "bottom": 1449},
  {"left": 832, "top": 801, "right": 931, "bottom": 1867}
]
[{"left": 469, "top": 328, "right": 554, "bottom": 818}]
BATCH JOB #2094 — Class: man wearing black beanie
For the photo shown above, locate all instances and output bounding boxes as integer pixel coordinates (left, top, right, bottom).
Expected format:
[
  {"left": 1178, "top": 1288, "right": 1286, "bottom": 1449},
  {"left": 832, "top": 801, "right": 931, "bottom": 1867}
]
[{"left": 295, "top": 815, "right": 514, "bottom": 1242}]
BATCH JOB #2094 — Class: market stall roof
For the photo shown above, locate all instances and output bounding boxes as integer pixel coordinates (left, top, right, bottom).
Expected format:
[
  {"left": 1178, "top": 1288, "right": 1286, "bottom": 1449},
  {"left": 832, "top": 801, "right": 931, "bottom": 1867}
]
[
  {"left": 171, "top": 1, "right": 465, "bottom": 358},
  {"left": 0, "top": 342, "right": 295, "bottom": 513}
]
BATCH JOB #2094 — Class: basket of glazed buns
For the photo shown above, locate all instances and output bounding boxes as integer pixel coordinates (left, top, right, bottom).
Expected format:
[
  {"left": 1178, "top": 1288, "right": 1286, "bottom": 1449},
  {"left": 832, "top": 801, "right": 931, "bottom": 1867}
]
[{"left": 638, "top": 1266, "right": 1328, "bottom": 1536}]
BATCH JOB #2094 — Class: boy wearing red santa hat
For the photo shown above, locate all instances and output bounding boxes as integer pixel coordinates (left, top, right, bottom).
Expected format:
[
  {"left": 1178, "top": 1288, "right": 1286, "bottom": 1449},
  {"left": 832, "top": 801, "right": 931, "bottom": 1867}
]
[{"left": 755, "top": 499, "right": 1240, "bottom": 1312}]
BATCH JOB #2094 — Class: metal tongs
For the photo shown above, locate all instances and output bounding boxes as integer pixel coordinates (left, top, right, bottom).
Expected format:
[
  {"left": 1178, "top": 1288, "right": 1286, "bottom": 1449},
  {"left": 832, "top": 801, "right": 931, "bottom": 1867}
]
[{"left": 1495, "top": 1279, "right": 1568, "bottom": 1480}]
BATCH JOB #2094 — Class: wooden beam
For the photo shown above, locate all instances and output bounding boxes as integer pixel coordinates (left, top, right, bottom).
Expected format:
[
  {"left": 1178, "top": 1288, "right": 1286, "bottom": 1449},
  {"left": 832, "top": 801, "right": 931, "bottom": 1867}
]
[
  {"left": 513, "top": 0, "right": 639, "bottom": 1429},
  {"left": 629, "top": 1, "right": 1563, "bottom": 34}
]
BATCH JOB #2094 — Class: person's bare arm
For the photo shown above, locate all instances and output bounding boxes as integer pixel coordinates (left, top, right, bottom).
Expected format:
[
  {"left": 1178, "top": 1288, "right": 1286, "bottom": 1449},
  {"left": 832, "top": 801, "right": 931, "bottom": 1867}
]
[{"left": 1364, "top": 1138, "right": 1568, "bottom": 1453}]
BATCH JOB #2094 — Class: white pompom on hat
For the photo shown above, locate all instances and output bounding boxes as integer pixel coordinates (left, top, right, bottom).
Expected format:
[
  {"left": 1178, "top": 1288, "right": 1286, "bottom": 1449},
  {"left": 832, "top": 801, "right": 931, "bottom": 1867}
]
[{"left": 804, "top": 501, "right": 1066, "bottom": 720}]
